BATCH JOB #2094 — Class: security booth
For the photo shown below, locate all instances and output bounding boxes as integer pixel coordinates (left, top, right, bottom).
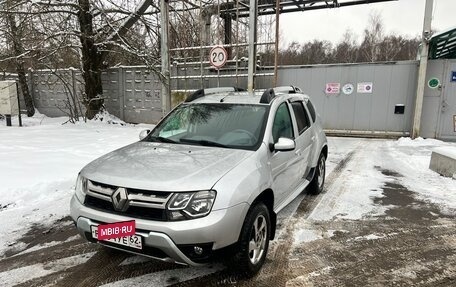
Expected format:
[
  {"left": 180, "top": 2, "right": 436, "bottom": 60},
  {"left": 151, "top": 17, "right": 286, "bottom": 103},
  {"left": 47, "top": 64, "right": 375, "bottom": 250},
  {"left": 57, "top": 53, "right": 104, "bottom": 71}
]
[
  {"left": 421, "top": 27, "right": 456, "bottom": 141},
  {"left": 0, "top": 80, "right": 21, "bottom": 126}
]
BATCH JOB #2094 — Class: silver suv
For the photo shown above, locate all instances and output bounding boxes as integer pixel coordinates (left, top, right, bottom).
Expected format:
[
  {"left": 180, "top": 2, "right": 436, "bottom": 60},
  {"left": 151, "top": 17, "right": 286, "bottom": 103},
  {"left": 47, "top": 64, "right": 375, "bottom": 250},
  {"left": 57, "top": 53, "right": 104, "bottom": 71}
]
[{"left": 70, "top": 86, "right": 327, "bottom": 276}]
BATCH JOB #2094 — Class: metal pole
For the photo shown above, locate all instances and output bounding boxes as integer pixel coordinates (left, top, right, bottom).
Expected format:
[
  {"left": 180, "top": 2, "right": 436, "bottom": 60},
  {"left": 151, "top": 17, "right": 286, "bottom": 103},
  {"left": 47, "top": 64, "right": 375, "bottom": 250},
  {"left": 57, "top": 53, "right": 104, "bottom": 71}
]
[
  {"left": 16, "top": 82, "right": 22, "bottom": 127},
  {"left": 412, "top": 0, "right": 433, "bottom": 139},
  {"left": 6, "top": 114, "right": 12, "bottom": 126},
  {"left": 247, "top": 0, "right": 258, "bottom": 92},
  {"left": 161, "top": 0, "right": 171, "bottom": 114},
  {"left": 273, "top": 0, "right": 280, "bottom": 86}
]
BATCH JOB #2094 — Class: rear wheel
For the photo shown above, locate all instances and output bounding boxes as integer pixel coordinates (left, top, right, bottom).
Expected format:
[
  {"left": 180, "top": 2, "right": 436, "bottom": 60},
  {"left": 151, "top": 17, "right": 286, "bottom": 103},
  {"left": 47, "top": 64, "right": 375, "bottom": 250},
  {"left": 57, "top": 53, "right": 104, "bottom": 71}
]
[
  {"left": 308, "top": 153, "right": 326, "bottom": 195},
  {"left": 232, "top": 203, "right": 270, "bottom": 277}
]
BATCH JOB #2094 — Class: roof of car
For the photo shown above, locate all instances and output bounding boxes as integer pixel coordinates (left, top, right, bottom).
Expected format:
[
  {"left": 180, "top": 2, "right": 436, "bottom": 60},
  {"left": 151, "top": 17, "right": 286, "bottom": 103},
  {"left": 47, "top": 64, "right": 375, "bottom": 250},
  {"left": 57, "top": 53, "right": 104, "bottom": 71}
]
[{"left": 186, "top": 87, "right": 309, "bottom": 105}]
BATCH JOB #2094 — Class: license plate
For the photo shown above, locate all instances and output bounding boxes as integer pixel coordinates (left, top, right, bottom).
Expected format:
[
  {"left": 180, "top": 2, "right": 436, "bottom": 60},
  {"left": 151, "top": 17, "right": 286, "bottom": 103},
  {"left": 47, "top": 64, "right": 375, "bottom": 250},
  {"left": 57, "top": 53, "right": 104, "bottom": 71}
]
[{"left": 91, "top": 226, "right": 142, "bottom": 250}]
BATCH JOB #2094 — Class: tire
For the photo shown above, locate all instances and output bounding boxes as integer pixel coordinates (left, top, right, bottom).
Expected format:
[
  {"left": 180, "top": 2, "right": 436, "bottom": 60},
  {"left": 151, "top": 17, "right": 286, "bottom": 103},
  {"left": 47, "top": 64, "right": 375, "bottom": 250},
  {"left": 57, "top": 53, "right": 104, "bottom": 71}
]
[
  {"left": 232, "top": 203, "right": 271, "bottom": 278},
  {"left": 308, "top": 153, "right": 326, "bottom": 195}
]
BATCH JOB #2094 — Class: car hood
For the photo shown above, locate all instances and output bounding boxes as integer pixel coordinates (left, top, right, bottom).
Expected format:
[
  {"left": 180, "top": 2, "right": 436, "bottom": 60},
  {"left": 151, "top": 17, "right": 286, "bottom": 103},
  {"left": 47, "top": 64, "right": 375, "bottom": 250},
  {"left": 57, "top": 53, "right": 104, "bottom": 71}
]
[{"left": 81, "top": 141, "right": 253, "bottom": 191}]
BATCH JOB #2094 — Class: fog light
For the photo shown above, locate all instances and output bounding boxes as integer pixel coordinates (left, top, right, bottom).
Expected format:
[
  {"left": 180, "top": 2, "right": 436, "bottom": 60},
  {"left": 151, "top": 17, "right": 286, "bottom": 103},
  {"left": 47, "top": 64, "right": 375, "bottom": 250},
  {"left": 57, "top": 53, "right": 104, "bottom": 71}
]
[{"left": 194, "top": 246, "right": 203, "bottom": 255}]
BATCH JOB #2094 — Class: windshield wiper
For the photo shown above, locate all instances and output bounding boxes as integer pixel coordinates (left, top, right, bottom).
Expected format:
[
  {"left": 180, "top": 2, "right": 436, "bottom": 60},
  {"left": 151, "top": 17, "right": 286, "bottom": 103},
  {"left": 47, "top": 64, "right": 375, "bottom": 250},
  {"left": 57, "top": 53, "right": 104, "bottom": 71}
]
[
  {"left": 180, "top": 138, "right": 228, "bottom": 148},
  {"left": 148, "top": 136, "right": 177, "bottom": 144}
]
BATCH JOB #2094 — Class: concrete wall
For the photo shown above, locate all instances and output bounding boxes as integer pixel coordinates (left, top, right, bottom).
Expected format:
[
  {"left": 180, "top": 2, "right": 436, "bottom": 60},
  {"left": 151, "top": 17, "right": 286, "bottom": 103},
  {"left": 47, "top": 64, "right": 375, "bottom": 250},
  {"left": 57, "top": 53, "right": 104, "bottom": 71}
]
[{"left": 3, "top": 61, "right": 431, "bottom": 138}]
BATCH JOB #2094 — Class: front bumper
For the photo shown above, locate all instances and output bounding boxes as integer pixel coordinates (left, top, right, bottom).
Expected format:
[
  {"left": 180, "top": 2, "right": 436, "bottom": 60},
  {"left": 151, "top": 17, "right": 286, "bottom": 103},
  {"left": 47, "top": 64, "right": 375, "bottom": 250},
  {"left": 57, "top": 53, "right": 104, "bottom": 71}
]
[{"left": 70, "top": 195, "right": 249, "bottom": 265}]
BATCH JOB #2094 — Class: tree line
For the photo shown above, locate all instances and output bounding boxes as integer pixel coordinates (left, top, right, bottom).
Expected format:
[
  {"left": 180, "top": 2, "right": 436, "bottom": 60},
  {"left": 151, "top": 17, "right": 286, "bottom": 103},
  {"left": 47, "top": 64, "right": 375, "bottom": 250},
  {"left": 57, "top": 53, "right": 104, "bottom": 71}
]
[{"left": 263, "top": 13, "right": 420, "bottom": 66}]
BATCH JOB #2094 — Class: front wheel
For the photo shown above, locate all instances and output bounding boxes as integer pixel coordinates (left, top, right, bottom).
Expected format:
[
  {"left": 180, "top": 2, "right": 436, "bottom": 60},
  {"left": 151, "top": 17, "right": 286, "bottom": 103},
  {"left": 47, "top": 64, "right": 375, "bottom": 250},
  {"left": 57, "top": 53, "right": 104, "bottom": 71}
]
[
  {"left": 308, "top": 153, "right": 326, "bottom": 195},
  {"left": 232, "top": 203, "right": 270, "bottom": 277}
]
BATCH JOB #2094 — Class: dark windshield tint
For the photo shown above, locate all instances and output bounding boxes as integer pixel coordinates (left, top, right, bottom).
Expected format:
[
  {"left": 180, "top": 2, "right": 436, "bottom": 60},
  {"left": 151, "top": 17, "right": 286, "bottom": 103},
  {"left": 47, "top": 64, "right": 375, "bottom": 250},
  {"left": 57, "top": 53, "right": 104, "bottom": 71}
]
[
  {"left": 148, "top": 103, "right": 268, "bottom": 150},
  {"left": 306, "top": 100, "right": 317, "bottom": 122},
  {"left": 272, "top": 102, "right": 294, "bottom": 143},
  {"left": 291, "top": 101, "right": 310, "bottom": 134}
]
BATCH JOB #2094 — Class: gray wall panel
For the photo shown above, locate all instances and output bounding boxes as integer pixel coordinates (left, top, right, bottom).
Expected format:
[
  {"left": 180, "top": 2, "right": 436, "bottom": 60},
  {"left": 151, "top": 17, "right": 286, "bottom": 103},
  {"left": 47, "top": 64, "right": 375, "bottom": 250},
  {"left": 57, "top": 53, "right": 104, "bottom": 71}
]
[
  {"left": 274, "top": 62, "right": 418, "bottom": 134},
  {"left": 21, "top": 62, "right": 422, "bottom": 137}
]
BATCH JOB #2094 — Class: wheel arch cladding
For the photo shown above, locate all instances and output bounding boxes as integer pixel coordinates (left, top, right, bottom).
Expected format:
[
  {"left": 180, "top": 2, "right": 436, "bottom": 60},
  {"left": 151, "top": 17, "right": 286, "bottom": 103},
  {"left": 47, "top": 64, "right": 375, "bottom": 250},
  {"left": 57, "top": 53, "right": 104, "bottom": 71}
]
[
  {"left": 321, "top": 144, "right": 328, "bottom": 160},
  {"left": 252, "top": 189, "right": 276, "bottom": 240}
]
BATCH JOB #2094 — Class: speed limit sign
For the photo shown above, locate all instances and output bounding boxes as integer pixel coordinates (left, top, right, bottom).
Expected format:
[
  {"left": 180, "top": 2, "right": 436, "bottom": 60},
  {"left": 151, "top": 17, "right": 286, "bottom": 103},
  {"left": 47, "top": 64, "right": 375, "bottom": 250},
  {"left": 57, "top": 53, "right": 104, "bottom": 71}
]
[{"left": 209, "top": 46, "right": 228, "bottom": 69}]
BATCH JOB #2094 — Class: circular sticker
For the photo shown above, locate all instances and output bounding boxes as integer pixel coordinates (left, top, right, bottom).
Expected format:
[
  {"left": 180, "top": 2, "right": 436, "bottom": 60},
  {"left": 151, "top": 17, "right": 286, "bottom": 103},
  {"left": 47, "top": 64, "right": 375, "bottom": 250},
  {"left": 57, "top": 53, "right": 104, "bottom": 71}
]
[
  {"left": 342, "top": 83, "right": 354, "bottom": 95},
  {"left": 428, "top": 78, "right": 440, "bottom": 89}
]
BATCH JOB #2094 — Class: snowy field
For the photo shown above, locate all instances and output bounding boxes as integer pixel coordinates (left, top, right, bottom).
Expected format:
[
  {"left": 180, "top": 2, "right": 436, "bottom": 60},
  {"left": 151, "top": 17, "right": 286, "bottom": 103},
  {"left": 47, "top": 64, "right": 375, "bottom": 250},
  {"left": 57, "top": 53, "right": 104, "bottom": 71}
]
[
  {"left": 0, "top": 113, "right": 153, "bottom": 255},
  {"left": 0, "top": 113, "right": 455, "bottom": 286}
]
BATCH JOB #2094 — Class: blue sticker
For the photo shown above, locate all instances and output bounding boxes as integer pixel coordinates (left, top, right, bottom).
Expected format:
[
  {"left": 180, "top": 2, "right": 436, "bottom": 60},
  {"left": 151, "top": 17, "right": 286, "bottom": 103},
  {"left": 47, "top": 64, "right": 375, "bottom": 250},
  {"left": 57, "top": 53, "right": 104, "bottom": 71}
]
[{"left": 452, "top": 71, "right": 456, "bottom": 82}]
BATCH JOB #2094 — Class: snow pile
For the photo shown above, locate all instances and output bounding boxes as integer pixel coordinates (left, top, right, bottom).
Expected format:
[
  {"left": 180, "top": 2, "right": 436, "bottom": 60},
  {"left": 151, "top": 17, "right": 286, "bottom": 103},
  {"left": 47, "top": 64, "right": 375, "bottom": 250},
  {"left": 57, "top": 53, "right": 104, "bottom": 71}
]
[
  {"left": 395, "top": 137, "right": 445, "bottom": 147},
  {"left": 91, "top": 109, "right": 126, "bottom": 125},
  {"left": 386, "top": 137, "right": 456, "bottom": 213},
  {"left": 0, "top": 114, "right": 153, "bottom": 256}
]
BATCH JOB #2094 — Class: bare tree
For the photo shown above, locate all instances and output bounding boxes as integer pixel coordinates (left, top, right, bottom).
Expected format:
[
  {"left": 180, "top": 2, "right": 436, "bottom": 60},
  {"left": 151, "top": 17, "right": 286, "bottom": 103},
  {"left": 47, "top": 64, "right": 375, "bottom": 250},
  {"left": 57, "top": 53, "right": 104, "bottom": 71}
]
[
  {"left": 359, "top": 11, "right": 384, "bottom": 62},
  {"left": 333, "top": 29, "right": 358, "bottom": 63},
  {"left": 0, "top": 0, "right": 35, "bottom": 116},
  {"left": 0, "top": 0, "right": 162, "bottom": 119}
]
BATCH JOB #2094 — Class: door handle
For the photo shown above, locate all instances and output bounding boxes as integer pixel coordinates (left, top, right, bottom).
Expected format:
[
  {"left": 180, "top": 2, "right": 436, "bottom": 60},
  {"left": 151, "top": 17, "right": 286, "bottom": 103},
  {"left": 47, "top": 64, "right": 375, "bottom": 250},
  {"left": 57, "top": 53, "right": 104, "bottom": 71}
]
[
  {"left": 295, "top": 149, "right": 301, "bottom": 156},
  {"left": 311, "top": 136, "right": 316, "bottom": 142}
]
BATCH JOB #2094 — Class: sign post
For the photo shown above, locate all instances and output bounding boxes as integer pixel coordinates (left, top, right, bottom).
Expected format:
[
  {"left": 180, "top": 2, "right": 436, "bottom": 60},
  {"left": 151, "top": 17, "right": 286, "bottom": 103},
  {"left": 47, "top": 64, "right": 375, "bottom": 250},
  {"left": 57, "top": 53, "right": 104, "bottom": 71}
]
[{"left": 412, "top": 0, "right": 434, "bottom": 139}]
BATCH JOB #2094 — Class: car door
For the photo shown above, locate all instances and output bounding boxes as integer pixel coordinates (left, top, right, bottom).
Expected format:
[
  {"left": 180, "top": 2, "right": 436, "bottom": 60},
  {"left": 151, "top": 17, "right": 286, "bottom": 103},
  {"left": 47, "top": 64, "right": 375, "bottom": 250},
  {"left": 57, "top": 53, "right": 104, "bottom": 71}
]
[
  {"left": 290, "top": 100, "right": 313, "bottom": 179},
  {"left": 269, "top": 102, "right": 302, "bottom": 207}
]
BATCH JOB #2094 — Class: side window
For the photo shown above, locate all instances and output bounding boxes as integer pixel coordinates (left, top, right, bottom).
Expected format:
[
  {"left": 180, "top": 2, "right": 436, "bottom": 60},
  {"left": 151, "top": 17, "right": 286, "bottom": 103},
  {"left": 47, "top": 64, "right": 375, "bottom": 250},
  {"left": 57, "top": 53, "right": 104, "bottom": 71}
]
[
  {"left": 272, "top": 103, "right": 294, "bottom": 143},
  {"left": 291, "top": 101, "right": 310, "bottom": 134},
  {"left": 306, "top": 100, "right": 317, "bottom": 123}
]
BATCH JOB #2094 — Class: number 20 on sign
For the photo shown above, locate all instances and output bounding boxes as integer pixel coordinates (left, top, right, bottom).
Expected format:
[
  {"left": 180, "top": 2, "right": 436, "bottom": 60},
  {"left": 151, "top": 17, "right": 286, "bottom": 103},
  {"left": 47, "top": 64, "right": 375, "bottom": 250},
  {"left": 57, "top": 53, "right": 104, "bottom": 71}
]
[{"left": 209, "top": 46, "right": 228, "bottom": 69}]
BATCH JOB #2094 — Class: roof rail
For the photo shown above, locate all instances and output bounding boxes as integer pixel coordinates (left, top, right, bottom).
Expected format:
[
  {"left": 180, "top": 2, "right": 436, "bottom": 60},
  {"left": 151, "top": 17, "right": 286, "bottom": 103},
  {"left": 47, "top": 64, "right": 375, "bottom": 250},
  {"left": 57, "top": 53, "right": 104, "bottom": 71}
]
[
  {"left": 260, "top": 88, "right": 275, "bottom": 104},
  {"left": 273, "top": 86, "right": 302, "bottom": 94},
  {"left": 185, "top": 87, "right": 245, "bottom": 102}
]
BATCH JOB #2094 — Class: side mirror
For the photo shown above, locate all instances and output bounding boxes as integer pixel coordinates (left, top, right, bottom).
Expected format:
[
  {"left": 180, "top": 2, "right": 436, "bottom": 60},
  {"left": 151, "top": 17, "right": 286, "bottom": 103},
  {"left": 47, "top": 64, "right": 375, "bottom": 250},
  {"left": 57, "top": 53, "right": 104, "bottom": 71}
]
[
  {"left": 139, "top": 129, "right": 151, "bottom": 140},
  {"left": 274, "top": 137, "right": 295, "bottom": 152}
]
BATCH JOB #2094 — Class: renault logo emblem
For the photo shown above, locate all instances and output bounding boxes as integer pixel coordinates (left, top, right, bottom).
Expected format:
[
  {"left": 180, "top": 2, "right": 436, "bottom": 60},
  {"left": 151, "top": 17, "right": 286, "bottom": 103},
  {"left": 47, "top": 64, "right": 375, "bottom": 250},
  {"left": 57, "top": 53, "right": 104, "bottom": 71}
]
[{"left": 112, "top": 187, "right": 129, "bottom": 211}]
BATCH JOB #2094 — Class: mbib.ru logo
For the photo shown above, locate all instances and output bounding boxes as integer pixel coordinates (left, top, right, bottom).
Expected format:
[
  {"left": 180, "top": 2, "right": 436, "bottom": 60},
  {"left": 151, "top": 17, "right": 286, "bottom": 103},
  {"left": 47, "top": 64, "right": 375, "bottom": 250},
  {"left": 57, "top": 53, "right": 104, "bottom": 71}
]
[{"left": 98, "top": 220, "right": 135, "bottom": 240}]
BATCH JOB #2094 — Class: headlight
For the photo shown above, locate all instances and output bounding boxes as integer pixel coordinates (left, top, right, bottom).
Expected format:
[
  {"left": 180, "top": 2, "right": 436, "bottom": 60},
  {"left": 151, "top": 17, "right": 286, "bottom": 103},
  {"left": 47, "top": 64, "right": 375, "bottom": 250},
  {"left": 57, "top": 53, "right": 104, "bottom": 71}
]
[
  {"left": 167, "top": 190, "right": 216, "bottom": 220},
  {"left": 74, "top": 174, "right": 87, "bottom": 203}
]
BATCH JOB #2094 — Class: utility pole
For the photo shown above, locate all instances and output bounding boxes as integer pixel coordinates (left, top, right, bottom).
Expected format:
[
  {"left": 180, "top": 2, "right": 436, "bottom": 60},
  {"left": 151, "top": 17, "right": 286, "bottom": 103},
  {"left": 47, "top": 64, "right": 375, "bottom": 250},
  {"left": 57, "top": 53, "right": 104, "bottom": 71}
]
[
  {"left": 273, "top": 0, "right": 280, "bottom": 87},
  {"left": 161, "top": 0, "right": 171, "bottom": 115},
  {"left": 247, "top": 0, "right": 258, "bottom": 93},
  {"left": 412, "top": 0, "right": 433, "bottom": 138}
]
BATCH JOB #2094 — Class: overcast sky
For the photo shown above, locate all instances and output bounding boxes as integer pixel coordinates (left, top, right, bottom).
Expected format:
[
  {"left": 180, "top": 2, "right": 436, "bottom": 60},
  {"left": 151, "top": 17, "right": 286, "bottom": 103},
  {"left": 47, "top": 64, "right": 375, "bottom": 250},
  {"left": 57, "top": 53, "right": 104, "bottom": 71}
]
[{"left": 280, "top": 0, "right": 456, "bottom": 46}]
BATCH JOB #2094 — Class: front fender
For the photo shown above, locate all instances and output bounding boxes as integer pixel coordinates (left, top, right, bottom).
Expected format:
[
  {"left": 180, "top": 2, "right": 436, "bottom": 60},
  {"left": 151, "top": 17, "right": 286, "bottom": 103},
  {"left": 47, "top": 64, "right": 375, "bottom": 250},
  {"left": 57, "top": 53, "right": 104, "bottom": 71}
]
[{"left": 211, "top": 143, "right": 272, "bottom": 211}]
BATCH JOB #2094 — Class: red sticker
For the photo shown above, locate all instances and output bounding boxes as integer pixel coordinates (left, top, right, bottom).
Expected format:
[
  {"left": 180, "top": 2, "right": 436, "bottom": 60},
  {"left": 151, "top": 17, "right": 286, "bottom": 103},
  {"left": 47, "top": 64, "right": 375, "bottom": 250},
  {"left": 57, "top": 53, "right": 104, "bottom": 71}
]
[{"left": 98, "top": 220, "right": 135, "bottom": 240}]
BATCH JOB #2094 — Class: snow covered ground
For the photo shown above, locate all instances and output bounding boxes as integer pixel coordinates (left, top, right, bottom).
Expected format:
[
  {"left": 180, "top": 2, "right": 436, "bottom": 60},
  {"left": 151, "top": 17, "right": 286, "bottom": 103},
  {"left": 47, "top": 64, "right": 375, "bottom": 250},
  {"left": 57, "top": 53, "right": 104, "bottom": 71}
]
[
  {"left": 1, "top": 113, "right": 455, "bottom": 286},
  {"left": 0, "top": 113, "right": 153, "bottom": 256},
  {"left": 309, "top": 136, "right": 456, "bottom": 221}
]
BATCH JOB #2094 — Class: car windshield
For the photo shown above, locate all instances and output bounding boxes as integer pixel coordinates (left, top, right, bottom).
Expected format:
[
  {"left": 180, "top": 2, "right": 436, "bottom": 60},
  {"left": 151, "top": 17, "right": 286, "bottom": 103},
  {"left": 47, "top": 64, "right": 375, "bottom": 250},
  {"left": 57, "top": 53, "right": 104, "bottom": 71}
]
[{"left": 147, "top": 103, "right": 268, "bottom": 150}]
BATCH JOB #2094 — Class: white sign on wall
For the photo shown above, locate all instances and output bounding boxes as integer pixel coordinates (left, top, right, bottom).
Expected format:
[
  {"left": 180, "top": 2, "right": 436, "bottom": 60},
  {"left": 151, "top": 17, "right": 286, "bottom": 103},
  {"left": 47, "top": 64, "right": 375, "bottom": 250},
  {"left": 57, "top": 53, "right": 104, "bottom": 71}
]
[
  {"left": 0, "top": 81, "right": 19, "bottom": 115},
  {"left": 325, "top": 83, "right": 340, "bottom": 94},
  {"left": 357, "top": 82, "right": 373, "bottom": 93}
]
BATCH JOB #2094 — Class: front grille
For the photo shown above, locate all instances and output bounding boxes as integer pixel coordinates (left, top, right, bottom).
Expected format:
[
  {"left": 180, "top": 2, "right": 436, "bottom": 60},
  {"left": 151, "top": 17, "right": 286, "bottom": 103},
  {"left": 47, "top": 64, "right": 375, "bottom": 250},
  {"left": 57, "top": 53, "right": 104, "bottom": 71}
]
[
  {"left": 84, "top": 180, "right": 170, "bottom": 221},
  {"left": 85, "top": 195, "right": 167, "bottom": 221}
]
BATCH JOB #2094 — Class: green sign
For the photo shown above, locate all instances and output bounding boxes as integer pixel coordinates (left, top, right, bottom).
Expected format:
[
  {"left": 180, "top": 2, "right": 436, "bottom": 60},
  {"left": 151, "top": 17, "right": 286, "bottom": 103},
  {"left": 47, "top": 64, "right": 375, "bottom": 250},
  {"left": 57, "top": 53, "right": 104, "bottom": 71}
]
[{"left": 428, "top": 78, "right": 440, "bottom": 89}]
